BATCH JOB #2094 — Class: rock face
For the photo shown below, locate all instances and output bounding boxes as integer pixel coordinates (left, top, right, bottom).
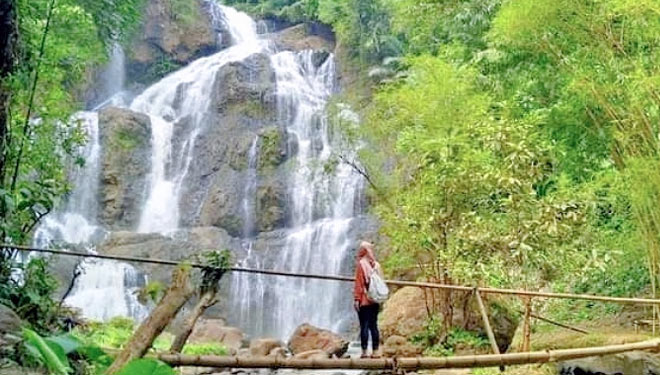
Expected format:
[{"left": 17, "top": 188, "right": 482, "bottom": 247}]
[
  {"left": 288, "top": 323, "right": 349, "bottom": 357},
  {"left": 559, "top": 351, "right": 660, "bottom": 374},
  {"left": 380, "top": 287, "right": 518, "bottom": 353},
  {"left": 0, "top": 305, "right": 21, "bottom": 354},
  {"left": 99, "top": 227, "right": 243, "bottom": 284},
  {"left": 273, "top": 23, "right": 335, "bottom": 54},
  {"left": 98, "top": 107, "right": 151, "bottom": 230},
  {"left": 126, "top": 0, "right": 221, "bottom": 84},
  {"left": 178, "top": 52, "right": 291, "bottom": 236}
]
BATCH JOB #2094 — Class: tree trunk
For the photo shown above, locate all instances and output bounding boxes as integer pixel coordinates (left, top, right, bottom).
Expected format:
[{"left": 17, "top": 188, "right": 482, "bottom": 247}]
[
  {"left": 169, "top": 290, "right": 218, "bottom": 353},
  {"left": 0, "top": 0, "right": 18, "bottom": 183},
  {"left": 107, "top": 267, "right": 194, "bottom": 374}
]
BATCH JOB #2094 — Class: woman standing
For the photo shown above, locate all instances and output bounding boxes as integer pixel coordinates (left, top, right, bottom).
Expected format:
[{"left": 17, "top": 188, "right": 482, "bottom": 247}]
[{"left": 353, "top": 241, "right": 382, "bottom": 358}]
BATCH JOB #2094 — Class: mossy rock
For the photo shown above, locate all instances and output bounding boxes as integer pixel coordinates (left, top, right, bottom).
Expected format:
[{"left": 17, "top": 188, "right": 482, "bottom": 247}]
[{"left": 258, "top": 127, "right": 286, "bottom": 172}]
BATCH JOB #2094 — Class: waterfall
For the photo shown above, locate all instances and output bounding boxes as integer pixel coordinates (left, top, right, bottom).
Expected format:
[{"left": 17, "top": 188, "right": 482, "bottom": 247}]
[
  {"left": 132, "top": 5, "right": 264, "bottom": 234},
  {"left": 37, "top": 2, "right": 365, "bottom": 338},
  {"left": 228, "top": 51, "right": 363, "bottom": 339},
  {"left": 33, "top": 112, "right": 104, "bottom": 247}
]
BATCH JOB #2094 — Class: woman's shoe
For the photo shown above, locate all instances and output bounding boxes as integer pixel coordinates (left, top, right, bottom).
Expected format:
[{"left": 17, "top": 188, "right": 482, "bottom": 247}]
[{"left": 360, "top": 353, "right": 370, "bottom": 359}]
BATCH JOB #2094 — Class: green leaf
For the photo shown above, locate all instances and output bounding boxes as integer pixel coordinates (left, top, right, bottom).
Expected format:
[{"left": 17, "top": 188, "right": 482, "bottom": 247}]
[
  {"left": 77, "top": 344, "right": 113, "bottom": 366},
  {"left": 115, "top": 359, "right": 176, "bottom": 375},
  {"left": 46, "top": 334, "right": 82, "bottom": 354},
  {"left": 23, "top": 328, "right": 71, "bottom": 375}
]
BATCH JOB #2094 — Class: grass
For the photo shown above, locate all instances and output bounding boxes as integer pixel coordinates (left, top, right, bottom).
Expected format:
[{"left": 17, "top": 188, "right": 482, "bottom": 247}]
[{"left": 73, "top": 317, "right": 228, "bottom": 355}]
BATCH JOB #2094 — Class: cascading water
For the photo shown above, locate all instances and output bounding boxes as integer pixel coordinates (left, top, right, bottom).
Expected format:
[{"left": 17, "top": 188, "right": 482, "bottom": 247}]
[
  {"left": 229, "top": 51, "right": 363, "bottom": 339},
  {"left": 37, "top": 2, "right": 365, "bottom": 339},
  {"left": 131, "top": 5, "right": 264, "bottom": 234}
]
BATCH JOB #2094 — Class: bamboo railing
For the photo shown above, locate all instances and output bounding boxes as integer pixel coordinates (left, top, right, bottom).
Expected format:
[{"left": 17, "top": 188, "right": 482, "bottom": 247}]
[{"left": 156, "top": 339, "right": 660, "bottom": 370}]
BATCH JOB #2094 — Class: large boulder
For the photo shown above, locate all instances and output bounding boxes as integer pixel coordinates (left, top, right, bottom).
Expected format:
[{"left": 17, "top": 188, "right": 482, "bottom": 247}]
[
  {"left": 249, "top": 338, "right": 283, "bottom": 357},
  {"left": 380, "top": 287, "right": 429, "bottom": 340},
  {"left": 126, "top": 0, "right": 221, "bottom": 84},
  {"left": 288, "top": 323, "right": 349, "bottom": 357},
  {"left": 380, "top": 287, "right": 518, "bottom": 353},
  {"left": 273, "top": 23, "right": 335, "bottom": 54},
  {"left": 98, "top": 107, "right": 151, "bottom": 230},
  {"left": 188, "top": 319, "right": 244, "bottom": 352}
]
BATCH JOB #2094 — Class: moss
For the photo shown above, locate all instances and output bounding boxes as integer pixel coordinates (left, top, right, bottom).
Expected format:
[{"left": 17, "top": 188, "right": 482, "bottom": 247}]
[
  {"left": 258, "top": 128, "right": 284, "bottom": 171},
  {"left": 111, "top": 127, "right": 143, "bottom": 151},
  {"left": 219, "top": 215, "right": 243, "bottom": 237},
  {"left": 230, "top": 100, "right": 269, "bottom": 118}
]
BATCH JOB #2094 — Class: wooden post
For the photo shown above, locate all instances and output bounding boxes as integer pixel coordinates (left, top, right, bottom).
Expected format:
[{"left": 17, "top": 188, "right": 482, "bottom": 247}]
[
  {"left": 473, "top": 288, "right": 500, "bottom": 355},
  {"left": 107, "top": 266, "right": 194, "bottom": 374},
  {"left": 170, "top": 290, "right": 217, "bottom": 353},
  {"left": 522, "top": 297, "right": 532, "bottom": 352}
]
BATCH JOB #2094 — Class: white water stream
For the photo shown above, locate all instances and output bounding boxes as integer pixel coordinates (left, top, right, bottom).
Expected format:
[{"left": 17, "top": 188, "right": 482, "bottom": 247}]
[{"left": 36, "top": 2, "right": 364, "bottom": 339}]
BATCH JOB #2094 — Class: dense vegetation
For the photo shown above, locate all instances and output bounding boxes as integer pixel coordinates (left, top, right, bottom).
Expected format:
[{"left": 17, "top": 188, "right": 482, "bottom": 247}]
[
  {"left": 1, "top": 0, "right": 660, "bottom": 372},
  {"left": 229, "top": 0, "right": 660, "bottom": 325}
]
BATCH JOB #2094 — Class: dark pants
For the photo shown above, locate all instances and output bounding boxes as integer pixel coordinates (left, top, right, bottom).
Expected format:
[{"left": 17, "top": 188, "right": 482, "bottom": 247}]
[{"left": 358, "top": 303, "right": 380, "bottom": 351}]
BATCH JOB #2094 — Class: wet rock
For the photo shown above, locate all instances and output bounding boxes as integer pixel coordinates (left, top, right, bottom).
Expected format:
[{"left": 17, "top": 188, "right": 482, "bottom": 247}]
[
  {"left": 249, "top": 338, "right": 283, "bottom": 357},
  {"left": 126, "top": 0, "right": 222, "bottom": 84},
  {"left": 288, "top": 323, "right": 349, "bottom": 357},
  {"left": 99, "top": 227, "right": 243, "bottom": 284},
  {"left": 272, "top": 23, "right": 335, "bottom": 53},
  {"left": 178, "top": 53, "right": 287, "bottom": 234},
  {"left": 256, "top": 177, "right": 287, "bottom": 232},
  {"left": 559, "top": 351, "right": 660, "bottom": 374},
  {"left": 212, "top": 53, "right": 277, "bottom": 113},
  {"left": 98, "top": 107, "right": 151, "bottom": 230},
  {"left": 189, "top": 318, "right": 244, "bottom": 352}
]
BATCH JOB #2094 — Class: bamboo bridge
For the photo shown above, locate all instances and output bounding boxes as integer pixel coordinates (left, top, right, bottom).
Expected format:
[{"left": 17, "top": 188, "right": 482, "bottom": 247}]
[{"left": 5, "top": 244, "right": 660, "bottom": 371}]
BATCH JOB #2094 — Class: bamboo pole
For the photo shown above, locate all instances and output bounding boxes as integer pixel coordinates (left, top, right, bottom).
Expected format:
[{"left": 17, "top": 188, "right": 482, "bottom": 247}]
[
  {"left": 8, "top": 244, "right": 660, "bottom": 305},
  {"left": 523, "top": 312, "right": 589, "bottom": 334},
  {"left": 156, "top": 339, "right": 660, "bottom": 370},
  {"left": 522, "top": 297, "right": 532, "bottom": 352},
  {"left": 473, "top": 289, "right": 500, "bottom": 355}
]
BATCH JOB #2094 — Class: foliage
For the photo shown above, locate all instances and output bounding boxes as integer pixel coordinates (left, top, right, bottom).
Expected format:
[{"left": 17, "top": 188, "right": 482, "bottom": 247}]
[
  {"left": 116, "top": 359, "right": 176, "bottom": 375},
  {"left": 0, "top": 0, "right": 145, "bottom": 245},
  {"left": 22, "top": 327, "right": 179, "bottom": 375},
  {"left": 182, "top": 342, "right": 228, "bottom": 356},
  {"left": 0, "top": 256, "right": 62, "bottom": 333},
  {"left": 136, "top": 281, "right": 166, "bottom": 305},
  {"left": 324, "top": 0, "right": 660, "bottom": 326},
  {"left": 74, "top": 317, "right": 171, "bottom": 351},
  {"left": 23, "top": 328, "right": 74, "bottom": 374},
  {"left": 198, "top": 249, "right": 232, "bottom": 295},
  {"left": 411, "top": 319, "right": 489, "bottom": 357}
]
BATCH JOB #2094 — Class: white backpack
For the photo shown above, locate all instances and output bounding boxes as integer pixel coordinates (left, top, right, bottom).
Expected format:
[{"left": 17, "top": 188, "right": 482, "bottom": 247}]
[{"left": 367, "top": 266, "right": 389, "bottom": 303}]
